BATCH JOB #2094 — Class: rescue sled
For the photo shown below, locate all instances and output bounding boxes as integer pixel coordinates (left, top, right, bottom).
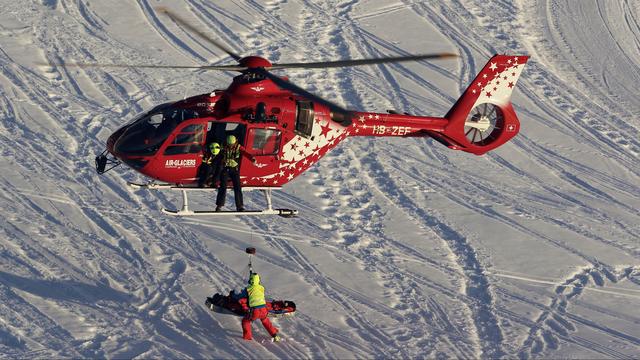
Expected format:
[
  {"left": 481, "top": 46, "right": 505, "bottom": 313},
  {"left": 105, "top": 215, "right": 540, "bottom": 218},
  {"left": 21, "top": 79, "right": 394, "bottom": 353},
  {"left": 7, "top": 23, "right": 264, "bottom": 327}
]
[{"left": 205, "top": 291, "right": 296, "bottom": 318}]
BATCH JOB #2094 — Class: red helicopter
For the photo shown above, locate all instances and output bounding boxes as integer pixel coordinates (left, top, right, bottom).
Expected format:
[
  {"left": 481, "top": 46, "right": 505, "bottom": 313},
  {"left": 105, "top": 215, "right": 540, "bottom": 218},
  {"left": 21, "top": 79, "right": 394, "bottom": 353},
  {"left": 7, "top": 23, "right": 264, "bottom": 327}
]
[{"left": 66, "top": 9, "right": 529, "bottom": 217}]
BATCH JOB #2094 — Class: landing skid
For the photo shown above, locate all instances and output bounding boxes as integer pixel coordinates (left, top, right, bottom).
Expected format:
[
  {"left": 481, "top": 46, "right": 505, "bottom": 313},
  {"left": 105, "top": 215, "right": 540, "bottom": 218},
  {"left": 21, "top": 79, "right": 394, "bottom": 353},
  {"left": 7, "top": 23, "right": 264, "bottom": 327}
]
[
  {"left": 128, "top": 182, "right": 298, "bottom": 217},
  {"left": 162, "top": 208, "right": 297, "bottom": 217},
  {"left": 128, "top": 182, "right": 201, "bottom": 190}
]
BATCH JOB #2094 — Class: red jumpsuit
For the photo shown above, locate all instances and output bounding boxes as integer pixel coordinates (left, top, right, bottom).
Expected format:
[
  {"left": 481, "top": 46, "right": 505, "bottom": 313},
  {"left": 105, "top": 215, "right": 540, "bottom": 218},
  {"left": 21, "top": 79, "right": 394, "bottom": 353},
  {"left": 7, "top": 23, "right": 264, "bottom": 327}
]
[{"left": 242, "top": 306, "right": 278, "bottom": 340}]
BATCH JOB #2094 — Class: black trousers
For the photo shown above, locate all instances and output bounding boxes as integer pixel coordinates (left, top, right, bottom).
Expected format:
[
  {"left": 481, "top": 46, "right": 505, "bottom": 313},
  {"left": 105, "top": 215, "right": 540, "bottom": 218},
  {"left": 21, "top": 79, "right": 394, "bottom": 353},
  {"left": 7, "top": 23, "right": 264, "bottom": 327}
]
[
  {"left": 216, "top": 166, "right": 243, "bottom": 209},
  {"left": 197, "top": 163, "right": 222, "bottom": 187}
]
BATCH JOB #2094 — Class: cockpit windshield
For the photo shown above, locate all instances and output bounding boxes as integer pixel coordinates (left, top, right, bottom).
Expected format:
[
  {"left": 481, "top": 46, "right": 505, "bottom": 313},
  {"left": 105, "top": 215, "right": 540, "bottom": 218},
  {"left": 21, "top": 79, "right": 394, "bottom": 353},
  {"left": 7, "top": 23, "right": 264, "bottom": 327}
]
[{"left": 114, "top": 103, "right": 201, "bottom": 156}]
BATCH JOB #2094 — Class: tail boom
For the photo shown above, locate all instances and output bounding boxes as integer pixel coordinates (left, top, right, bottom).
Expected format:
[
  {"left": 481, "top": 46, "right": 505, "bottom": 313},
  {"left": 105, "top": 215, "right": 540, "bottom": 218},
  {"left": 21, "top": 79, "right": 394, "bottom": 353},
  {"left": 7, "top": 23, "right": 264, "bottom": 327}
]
[{"left": 348, "top": 112, "right": 448, "bottom": 137}]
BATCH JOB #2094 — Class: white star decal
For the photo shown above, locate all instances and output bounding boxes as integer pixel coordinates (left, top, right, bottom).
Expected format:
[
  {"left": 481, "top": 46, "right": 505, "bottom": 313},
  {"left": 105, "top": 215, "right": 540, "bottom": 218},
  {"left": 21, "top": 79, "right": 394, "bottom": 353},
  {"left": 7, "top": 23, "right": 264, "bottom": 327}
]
[
  {"left": 368, "top": 114, "right": 373, "bottom": 119},
  {"left": 287, "top": 173, "right": 294, "bottom": 180},
  {"left": 489, "top": 62, "right": 497, "bottom": 71},
  {"left": 482, "top": 73, "right": 488, "bottom": 79},
  {"left": 374, "top": 114, "right": 380, "bottom": 120}
]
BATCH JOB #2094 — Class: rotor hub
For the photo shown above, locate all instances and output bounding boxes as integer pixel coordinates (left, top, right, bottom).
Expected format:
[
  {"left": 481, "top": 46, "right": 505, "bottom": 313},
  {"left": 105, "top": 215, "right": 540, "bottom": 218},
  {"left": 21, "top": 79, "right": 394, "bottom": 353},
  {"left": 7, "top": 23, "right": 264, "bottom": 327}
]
[{"left": 239, "top": 56, "right": 272, "bottom": 69}]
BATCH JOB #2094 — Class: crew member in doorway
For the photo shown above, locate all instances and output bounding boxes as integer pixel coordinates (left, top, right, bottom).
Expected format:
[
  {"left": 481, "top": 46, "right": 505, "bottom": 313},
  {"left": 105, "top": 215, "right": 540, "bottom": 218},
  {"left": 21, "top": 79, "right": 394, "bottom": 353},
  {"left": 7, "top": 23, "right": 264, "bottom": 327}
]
[
  {"left": 198, "top": 142, "right": 223, "bottom": 188},
  {"left": 216, "top": 135, "right": 255, "bottom": 211}
]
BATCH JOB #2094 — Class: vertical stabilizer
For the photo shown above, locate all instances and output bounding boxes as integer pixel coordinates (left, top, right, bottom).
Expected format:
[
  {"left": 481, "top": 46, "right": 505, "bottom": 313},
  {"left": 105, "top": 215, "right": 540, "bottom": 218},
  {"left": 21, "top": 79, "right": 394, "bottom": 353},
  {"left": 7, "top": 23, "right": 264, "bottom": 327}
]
[{"left": 442, "top": 55, "right": 529, "bottom": 155}]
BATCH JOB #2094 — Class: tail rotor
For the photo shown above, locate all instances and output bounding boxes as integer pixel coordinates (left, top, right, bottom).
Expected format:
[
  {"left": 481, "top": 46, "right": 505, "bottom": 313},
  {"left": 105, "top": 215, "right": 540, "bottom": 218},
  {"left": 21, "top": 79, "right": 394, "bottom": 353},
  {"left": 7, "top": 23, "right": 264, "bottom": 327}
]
[{"left": 464, "top": 103, "right": 504, "bottom": 145}]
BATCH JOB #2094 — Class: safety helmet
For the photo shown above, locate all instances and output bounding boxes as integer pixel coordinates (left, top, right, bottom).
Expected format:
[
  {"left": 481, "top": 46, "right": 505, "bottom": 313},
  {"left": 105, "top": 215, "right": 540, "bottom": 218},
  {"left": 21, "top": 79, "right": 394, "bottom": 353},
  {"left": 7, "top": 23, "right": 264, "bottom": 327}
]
[
  {"left": 248, "top": 273, "right": 260, "bottom": 286},
  {"left": 227, "top": 134, "right": 237, "bottom": 145},
  {"left": 209, "top": 142, "right": 221, "bottom": 155}
]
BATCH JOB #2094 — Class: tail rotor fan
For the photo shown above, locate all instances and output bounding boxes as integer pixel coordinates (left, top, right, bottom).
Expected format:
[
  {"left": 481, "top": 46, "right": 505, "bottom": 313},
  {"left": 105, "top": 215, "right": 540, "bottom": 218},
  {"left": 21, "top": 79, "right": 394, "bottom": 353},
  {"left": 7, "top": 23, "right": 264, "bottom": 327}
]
[{"left": 464, "top": 103, "right": 504, "bottom": 145}]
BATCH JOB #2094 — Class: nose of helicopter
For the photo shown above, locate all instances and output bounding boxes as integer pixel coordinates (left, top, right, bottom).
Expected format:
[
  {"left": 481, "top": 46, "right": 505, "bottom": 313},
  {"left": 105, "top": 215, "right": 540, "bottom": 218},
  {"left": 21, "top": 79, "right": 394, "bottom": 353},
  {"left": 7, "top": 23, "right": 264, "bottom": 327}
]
[
  {"left": 105, "top": 124, "right": 150, "bottom": 170},
  {"left": 106, "top": 125, "right": 125, "bottom": 154}
]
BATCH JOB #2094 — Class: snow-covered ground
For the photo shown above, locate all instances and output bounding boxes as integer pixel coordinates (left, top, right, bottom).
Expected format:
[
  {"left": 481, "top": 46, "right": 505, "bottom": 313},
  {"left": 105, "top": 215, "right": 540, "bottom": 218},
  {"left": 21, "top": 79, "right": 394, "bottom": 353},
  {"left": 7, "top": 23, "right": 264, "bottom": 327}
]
[{"left": 1, "top": 0, "right": 639, "bottom": 358}]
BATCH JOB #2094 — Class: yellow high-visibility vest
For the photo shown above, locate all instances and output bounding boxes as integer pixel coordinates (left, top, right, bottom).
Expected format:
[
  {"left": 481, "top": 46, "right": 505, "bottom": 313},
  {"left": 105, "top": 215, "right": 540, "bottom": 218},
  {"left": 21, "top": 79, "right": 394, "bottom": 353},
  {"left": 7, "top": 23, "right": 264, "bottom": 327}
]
[
  {"left": 224, "top": 143, "right": 241, "bottom": 168},
  {"left": 247, "top": 283, "right": 266, "bottom": 308}
]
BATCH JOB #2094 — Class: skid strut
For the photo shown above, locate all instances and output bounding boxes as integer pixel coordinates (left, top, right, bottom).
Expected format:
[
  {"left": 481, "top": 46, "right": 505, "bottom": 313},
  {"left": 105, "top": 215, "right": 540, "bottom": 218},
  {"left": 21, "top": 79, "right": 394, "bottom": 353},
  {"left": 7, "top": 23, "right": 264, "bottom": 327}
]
[
  {"left": 180, "top": 190, "right": 190, "bottom": 213},
  {"left": 264, "top": 188, "right": 273, "bottom": 211}
]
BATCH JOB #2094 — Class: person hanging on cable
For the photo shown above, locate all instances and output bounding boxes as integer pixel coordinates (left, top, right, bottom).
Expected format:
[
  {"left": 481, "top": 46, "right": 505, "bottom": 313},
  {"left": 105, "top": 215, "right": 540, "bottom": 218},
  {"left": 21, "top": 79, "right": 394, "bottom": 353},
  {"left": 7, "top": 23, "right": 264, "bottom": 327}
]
[
  {"left": 237, "top": 273, "right": 280, "bottom": 342},
  {"left": 215, "top": 134, "right": 255, "bottom": 212}
]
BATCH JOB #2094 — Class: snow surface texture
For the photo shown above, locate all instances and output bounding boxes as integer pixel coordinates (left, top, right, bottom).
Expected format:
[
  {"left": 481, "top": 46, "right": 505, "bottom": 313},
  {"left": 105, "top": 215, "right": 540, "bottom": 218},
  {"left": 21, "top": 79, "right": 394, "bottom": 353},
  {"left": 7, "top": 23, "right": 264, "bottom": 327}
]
[{"left": 1, "top": 0, "right": 639, "bottom": 358}]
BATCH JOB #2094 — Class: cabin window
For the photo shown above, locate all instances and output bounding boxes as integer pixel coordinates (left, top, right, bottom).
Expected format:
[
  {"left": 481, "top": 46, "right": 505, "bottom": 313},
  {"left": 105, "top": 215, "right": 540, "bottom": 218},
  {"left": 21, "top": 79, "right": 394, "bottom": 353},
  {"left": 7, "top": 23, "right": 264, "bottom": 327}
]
[
  {"left": 174, "top": 133, "right": 201, "bottom": 144},
  {"left": 163, "top": 124, "right": 204, "bottom": 155},
  {"left": 172, "top": 124, "right": 203, "bottom": 144},
  {"left": 249, "top": 128, "right": 281, "bottom": 155},
  {"left": 181, "top": 124, "right": 203, "bottom": 133},
  {"left": 295, "top": 101, "right": 314, "bottom": 138},
  {"left": 163, "top": 144, "right": 201, "bottom": 155}
]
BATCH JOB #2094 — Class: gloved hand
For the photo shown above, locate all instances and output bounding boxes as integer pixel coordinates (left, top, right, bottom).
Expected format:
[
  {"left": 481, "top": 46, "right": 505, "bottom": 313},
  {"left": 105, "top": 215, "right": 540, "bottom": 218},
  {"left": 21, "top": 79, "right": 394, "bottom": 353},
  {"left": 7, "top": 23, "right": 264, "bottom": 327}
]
[{"left": 239, "top": 297, "right": 249, "bottom": 311}]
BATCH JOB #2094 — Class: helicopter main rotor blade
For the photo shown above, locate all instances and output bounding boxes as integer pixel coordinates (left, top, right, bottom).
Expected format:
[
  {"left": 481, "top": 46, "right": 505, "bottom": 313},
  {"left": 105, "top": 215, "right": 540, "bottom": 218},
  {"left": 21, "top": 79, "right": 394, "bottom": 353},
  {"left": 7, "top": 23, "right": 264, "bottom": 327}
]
[
  {"left": 255, "top": 68, "right": 352, "bottom": 125},
  {"left": 38, "top": 61, "right": 247, "bottom": 71},
  {"left": 155, "top": 7, "right": 242, "bottom": 61},
  {"left": 269, "top": 53, "right": 458, "bottom": 70}
]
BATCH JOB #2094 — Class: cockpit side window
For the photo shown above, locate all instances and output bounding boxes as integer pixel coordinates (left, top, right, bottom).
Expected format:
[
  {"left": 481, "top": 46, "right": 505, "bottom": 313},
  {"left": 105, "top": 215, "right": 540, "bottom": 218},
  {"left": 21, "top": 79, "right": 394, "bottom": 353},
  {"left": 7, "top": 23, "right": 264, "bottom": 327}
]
[{"left": 114, "top": 105, "right": 202, "bottom": 156}]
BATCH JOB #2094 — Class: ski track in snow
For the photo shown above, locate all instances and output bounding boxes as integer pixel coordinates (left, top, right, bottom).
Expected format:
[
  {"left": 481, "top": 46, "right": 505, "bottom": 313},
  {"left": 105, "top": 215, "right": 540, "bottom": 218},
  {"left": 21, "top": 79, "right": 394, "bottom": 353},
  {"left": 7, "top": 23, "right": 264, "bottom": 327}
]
[
  {"left": 0, "top": 0, "right": 639, "bottom": 358},
  {"left": 512, "top": 265, "right": 640, "bottom": 359}
]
